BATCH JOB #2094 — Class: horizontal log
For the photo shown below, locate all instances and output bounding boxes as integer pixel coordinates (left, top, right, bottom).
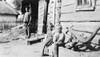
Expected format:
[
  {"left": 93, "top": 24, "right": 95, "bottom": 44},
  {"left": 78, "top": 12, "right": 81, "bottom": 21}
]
[
  {"left": 61, "top": 11, "right": 100, "bottom": 22},
  {"left": 28, "top": 34, "right": 45, "bottom": 42}
]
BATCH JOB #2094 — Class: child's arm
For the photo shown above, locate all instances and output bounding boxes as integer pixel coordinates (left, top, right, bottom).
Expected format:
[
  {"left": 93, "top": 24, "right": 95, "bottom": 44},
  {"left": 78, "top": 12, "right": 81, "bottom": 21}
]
[{"left": 56, "top": 33, "right": 65, "bottom": 44}]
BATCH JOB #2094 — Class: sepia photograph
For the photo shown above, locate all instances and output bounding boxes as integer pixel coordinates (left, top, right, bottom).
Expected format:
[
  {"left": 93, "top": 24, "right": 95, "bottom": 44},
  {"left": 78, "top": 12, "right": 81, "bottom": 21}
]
[{"left": 0, "top": 0, "right": 100, "bottom": 57}]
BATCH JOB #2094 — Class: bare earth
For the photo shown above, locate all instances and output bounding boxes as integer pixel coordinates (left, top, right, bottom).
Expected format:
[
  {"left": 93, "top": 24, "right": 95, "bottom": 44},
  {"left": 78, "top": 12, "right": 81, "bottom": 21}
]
[
  {"left": 0, "top": 32, "right": 100, "bottom": 57},
  {"left": 0, "top": 39, "right": 43, "bottom": 57},
  {"left": 0, "top": 39, "right": 100, "bottom": 57}
]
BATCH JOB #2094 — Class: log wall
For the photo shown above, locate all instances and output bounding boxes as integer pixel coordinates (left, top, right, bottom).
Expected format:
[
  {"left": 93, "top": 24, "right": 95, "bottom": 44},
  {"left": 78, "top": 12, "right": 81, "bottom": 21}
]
[{"left": 60, "top": 0, "right": 100, "bottom": 44}]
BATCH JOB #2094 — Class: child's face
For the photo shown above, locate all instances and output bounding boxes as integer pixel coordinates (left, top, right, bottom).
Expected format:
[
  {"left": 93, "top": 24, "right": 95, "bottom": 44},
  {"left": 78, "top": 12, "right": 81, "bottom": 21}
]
[
  {"left": 25, "top": 8, "right": 28, "bottom": 12},
  {"left": 55, "top": 27, "right": 62, "bottom": 33}
]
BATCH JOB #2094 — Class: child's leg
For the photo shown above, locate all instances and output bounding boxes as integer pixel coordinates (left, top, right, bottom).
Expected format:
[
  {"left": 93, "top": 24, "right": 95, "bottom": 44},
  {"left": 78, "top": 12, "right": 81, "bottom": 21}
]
[{"left": 54, "top": 43, "right": 59, "bottom": 57}]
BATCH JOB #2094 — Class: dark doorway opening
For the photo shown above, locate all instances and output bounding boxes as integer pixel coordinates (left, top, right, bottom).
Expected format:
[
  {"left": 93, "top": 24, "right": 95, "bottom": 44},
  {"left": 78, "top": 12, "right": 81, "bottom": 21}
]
[
  {"left": 30, "top": 1, "right": 38, "bottom": 33},
  {"left": 42, "top": 0, "right": 49, "bottom": 34},
  {"left": 21, "top": 0, "right": 39, "bottom": 33}
]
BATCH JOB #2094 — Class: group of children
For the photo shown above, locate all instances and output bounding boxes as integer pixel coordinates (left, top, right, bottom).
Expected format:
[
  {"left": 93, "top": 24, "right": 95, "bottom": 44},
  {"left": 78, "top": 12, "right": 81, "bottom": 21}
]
[
  {"left": 42, "top": 23, "right": 65, "bottom": 57},
  {"left": 42, "top": 22, "right": 100, "bottom": 57}
]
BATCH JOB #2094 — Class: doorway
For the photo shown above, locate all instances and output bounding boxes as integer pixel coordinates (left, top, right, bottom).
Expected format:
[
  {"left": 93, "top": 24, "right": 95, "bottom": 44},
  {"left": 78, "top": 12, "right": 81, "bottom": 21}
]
[
  {"left": 21, "top": 0, "right": 39, "bottom": 33},
  {"left": 42, "top": 0, "right": 49, "bottom": 34},
  {"left": 21, "top": 0, "right": 49, "bottom": 34},
  {"left": 30, "top": 0, "right": 38, "bottom": 33}
]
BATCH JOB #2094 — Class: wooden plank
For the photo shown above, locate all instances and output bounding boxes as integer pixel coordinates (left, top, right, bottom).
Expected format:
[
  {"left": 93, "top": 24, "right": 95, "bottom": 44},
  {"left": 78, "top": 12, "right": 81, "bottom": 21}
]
[
  {"left": 28, "top": 34, "right": 45, "bottom": 42},
  {"left": 47, "top": 0, "right": 55, "bottom": 25},
  {"left": 61, "top": 22, "right": 100, "bottom": 33},
  {"left": 62, "top": 0, "right": 75, "bottom": 6},
  {"left": 38, "top": 0, "right": 45, "bottom": 34},
  {"left": 61, "top": 11, "right": 100, "bottom": 22},
  {"left": 61, "top": 0, "right": 100, "bottom": 21},
  {"left": 42, "top": 56, "right": 51, "bottom": 57},
  {"left": 55, "top": 0, "right": 61, "bottom": 24}
]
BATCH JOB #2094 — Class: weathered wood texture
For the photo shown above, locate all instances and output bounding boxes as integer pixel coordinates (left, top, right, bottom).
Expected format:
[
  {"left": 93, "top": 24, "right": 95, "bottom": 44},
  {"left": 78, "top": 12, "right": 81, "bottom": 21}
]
[
  {"left": 59, "top": 47, "right": 100, "bottom": 57},
  {"left": 61, "top": 0, "right": 100, "bottom": 21},
  {"left": 0, "top": 15, "right": 17, "bottom": 30},
  {"left": 47, "top": 0, "right": 55, "bottom": 25},
  {"left": 38, "top": 0, "right": 46, "bottom": 34},
  {"left": 55, "top": 0, "right": 61, "bottom": 24},
  {"left": 60, "top": 0, "right": 100, "bottom": 44},
  {"left": 61, "top": 22, "right": 100, "bottom": 44},
  {"left": 47, "top": 0, "right": 61, "bottom": 25}
]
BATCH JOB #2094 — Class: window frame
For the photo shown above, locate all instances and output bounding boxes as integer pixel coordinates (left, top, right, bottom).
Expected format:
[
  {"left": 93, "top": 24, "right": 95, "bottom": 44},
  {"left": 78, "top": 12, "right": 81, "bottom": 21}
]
[{"left": 76, "top": 0, "right": 96, "bottom": 11}]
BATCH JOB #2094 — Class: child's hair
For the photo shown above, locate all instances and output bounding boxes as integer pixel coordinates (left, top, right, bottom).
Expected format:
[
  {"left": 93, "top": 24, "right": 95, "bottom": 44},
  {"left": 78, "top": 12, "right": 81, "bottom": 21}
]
[
  {"left": 25, "top": 6, "right": 30, "bottom": 12},
  {"left": 25, "top": 3, "right": 31, "bottom": 12},
  {"left": 48, "top": 23, "right": 54, "bottom": 31}
]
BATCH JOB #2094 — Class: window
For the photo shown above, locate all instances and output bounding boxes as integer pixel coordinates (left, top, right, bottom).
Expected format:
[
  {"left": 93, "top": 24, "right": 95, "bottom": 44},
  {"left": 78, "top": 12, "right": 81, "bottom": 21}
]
[
  {"left": 76, "top": 0, "right": 96, "bottom": 11},
  {"left": 77, "top": 0, "right": 90, "bottom": 5}
]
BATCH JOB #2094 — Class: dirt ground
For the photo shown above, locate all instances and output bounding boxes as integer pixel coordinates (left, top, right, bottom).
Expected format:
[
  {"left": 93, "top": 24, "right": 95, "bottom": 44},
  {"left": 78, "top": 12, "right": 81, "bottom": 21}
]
[
  {"left": 0, "top": 39, "right": 43, "bottom": 57},
  {"left": 0, "top": 38, "right": 100, "bottom": 57},
  {"left": 0, "top": 31, "right": 100, "bottom": 57}
]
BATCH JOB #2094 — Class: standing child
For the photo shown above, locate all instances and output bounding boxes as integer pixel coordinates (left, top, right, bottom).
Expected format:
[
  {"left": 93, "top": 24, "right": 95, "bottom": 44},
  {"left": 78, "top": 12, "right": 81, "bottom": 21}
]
[{"left": 23, "top": 4, "right": 32, "bottom": 39}]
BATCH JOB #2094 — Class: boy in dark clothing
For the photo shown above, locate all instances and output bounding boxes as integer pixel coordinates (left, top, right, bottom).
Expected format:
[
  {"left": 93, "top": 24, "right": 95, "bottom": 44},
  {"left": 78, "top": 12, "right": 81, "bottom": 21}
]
[{"left": 23, "top": 5, "right": 32, "bottom": 39}]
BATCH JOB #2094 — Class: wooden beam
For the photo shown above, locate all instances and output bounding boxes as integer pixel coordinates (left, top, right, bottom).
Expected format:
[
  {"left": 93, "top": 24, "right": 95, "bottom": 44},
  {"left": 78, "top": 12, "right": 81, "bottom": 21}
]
[{"left": 55, "top": 0, "right": 62, "bottom": 24}]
